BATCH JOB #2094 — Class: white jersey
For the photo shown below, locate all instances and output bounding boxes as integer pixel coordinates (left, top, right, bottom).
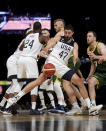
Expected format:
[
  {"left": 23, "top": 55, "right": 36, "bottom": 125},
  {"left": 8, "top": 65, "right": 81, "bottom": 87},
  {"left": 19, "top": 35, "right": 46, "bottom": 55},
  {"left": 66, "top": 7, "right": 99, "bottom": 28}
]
[
  {"left": 20, "top": 33, "right": 43, "bottom": 58},
  {"left": 50, "top": 36, "right": 74, "bottom": 65},
  {"left": 13, "top": 39, "right": 24, "bottom": 56}
]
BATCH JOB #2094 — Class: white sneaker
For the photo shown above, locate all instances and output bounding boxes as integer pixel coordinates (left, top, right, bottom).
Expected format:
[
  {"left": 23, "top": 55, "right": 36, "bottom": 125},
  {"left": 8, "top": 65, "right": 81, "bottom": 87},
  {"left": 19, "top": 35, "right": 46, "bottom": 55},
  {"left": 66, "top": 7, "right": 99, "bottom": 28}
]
[
  {"left": 89, "top": 104, "right": 103, "bottom": 115},
  {"left": 38, "top": 105, "right": 47, "bottom": 111},
  {"left": 66, "top": 107, "right": 82, "bottom": 116},
  {"left": 90, "top": 110, "right": 99, "bottom": 116},
  {"left": 7, "top": 97, "right": 18, "bottom": 106}
]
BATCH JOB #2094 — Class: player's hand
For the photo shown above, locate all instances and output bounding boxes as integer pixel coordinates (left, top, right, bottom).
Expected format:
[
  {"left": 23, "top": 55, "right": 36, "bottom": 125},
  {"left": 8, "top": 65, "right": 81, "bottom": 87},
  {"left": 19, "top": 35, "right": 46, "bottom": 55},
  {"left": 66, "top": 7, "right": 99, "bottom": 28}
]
[
  {"left": 38, "top": 50, "right": 47, "bottom": 57},
  {"left": 81, "top": 77, "right": 85, "bottom": 82},
  {"left": 86, "top": 77, "right": 91, "bottom": 83},
  {"left": 87, "top": 51, "right": 97, "bottom": 59},
  {"left": 98, "top": 58, "right": 105, "bottom": 64}
]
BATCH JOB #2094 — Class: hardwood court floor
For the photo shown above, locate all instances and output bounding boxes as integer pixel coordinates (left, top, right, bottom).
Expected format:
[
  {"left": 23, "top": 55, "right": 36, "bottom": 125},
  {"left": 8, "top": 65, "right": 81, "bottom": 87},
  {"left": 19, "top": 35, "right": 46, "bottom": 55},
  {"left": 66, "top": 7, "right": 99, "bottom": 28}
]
[{"left": 0, "top": 110, "right": 106, "bottom": 131}]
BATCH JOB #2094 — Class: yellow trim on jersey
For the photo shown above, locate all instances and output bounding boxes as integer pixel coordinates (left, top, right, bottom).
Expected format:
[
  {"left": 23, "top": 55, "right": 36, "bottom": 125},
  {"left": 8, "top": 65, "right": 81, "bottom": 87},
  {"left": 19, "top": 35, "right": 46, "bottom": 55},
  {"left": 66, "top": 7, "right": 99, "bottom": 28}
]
[
  {"left": 92, "top": 76, "right": 99, "bottom": 89},
  {"left": 87, "top": 42, "right": 99, "bottom": 53},
  {"left": 55, "top": 77, "right": 61, "bottom": 83}
]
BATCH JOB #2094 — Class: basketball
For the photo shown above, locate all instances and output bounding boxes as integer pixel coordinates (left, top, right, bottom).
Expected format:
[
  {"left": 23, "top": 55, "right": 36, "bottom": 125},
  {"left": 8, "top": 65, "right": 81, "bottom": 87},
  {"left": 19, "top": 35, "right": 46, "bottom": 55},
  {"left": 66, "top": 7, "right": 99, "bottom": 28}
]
[{"left": 43, "top": 63, "right": 56, "bottom": 77}]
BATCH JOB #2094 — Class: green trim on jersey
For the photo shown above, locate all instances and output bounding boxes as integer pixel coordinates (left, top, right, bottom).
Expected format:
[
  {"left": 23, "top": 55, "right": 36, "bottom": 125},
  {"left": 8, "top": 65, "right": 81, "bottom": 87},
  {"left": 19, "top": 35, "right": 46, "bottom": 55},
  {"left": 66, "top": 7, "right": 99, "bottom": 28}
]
[{"left": 88, "top": 42, "right": 106, "bottom": 89}]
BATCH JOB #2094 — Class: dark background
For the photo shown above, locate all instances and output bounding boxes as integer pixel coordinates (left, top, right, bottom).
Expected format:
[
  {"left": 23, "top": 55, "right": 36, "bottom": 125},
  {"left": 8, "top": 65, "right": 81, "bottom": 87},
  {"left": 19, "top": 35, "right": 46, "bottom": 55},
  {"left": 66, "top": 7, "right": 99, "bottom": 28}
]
[{"left": 0, "top": 1, "right": 106, "bottom": 106}]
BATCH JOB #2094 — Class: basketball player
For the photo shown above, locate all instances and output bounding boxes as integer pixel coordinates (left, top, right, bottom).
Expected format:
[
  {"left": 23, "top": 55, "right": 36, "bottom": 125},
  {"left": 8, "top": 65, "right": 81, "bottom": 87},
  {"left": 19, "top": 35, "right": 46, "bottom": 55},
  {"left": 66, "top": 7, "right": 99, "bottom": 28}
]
[
  {"left": 39, "top": 28, "right": 66, "bottom": 113},
  {"left": 38, "top": 29, "right": 57, "bottom": 111},
  {"left": 7, "top": 25, "right": 103, "bottom": 115},
  {"left": 86, "top": 31, "right": 106, "bottom": 115},
  {"left": 3, "top": 22, "right": 48, "bottom": 115},
  {"left": 0, "top": 28, "right": 33, "bottom": 114}
]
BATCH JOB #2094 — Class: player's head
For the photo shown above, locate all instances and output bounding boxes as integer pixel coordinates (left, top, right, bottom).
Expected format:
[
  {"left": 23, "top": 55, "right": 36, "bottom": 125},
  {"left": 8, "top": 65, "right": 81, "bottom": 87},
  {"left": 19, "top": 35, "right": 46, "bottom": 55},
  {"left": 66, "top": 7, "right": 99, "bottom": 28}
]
[
  {"left": 87, "top": 31, "right": 97, "bottom": 45},
  {"left": 64, "top": 24, "right": 74, "bottom": 41},
  {"left": 54, "top": 19, "right": 65, "bottom": 32},
  {"left": 33, "top": 21, "right": 42, "bottom": 33},
  {"left": 41, "top": 28, "right": 50, "bottom": 39},
  {"left": 23, "top": 28, "right": 33, "bottom": 37}
]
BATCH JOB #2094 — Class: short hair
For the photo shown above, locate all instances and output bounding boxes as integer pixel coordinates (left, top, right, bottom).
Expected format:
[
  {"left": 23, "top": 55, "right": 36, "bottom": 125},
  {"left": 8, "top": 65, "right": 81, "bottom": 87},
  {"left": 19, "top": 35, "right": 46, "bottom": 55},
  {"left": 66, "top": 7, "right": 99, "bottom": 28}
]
[
  {"left": 42, "top": 28, "right": 50, "bottom": 33},
  {"left": 87, "top": 31, "right": 97, "bottom": 38},
  {"left": 23, "top": 28, "right": 33, "bottom": 37},
  {"left": 54, "top": 18, "right": 65, "bottom": 26},
  {"left": 33, "top": 21, "right": 42, "bottom": 32},
  {"left": 64, "top": 24, "right": 74, "bottom": 32}
]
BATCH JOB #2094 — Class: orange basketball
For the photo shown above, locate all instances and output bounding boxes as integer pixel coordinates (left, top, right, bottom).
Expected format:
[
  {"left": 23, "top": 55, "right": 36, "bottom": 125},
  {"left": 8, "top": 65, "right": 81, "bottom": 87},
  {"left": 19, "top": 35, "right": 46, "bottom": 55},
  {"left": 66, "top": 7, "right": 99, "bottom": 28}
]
[{"left": 43, "top": 63, "right": 56, "bottom": 77}]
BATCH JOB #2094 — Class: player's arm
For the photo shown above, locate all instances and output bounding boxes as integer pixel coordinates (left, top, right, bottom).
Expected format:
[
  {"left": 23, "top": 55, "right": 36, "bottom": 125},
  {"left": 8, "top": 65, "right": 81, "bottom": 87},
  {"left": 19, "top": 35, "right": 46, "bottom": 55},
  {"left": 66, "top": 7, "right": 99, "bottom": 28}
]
[
  {"left": 73, "top": 42, "right": 79, "bottom": 66},
  {"left": 86, "top": 59, "right": 96, "bottom": 82},
  {"left": 19, "top": 39, "right": 25, "bottom": 51},
  {"left": 77, "top": 69, "right": 84, "bottom": 78},
  {"left": 39, "top": 32, "right": 62, "bottom": 57},
  {"left": 87, "top": 42, "right": 106, "bottom": 60},
  {"left": 43, "top": 31, "right": 63, "bottom": 52}
]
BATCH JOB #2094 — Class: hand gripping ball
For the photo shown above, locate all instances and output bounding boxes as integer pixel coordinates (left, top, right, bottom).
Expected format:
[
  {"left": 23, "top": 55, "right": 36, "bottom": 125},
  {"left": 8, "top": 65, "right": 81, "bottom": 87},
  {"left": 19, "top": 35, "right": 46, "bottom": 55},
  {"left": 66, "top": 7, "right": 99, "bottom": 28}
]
[{"left": 43, "top": 63, "right": 56, "bottom": 77}]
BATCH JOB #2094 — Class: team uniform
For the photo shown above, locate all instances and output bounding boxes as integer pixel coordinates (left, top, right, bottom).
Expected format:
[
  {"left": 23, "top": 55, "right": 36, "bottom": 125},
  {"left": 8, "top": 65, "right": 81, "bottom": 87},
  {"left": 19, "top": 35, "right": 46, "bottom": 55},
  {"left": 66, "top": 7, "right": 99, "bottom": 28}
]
[
  {"left": 45, "top": 36, "right": 75, "bottom": 80},
  {"left": 88, "top": 42, "right": 106, "bottom": 89},
  {"left": 0, "top": 39, "right": 24, "bottom": 112},
  {"left": 17, "top": 33, "right": 43, "bottom": 95},
  {"left": 6, "top": 39, "right": 24, "bottom": 94}
]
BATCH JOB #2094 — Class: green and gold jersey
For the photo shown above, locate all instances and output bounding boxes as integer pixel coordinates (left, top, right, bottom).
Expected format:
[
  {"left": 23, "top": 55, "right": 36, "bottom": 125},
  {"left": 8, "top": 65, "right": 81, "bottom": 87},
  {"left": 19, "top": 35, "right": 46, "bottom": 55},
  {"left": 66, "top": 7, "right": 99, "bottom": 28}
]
[{"left": 88, "top": 42, "right": 106, "bottom": 73}]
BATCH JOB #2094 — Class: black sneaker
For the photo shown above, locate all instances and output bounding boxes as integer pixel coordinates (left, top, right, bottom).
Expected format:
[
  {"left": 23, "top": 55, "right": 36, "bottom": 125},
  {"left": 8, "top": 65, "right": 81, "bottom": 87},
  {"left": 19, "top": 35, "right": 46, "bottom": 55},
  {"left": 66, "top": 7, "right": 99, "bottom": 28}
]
[
  {"left": 11, "top": 105, "right": 18, "bottom": 115},
  {"left": 3, "top": 107, "right": 12, "bottom": 115},
  {"left": 0, "top": 106, "right": 5, "bottom": 113},
  {"left": 56, "top": 105, "right": 65, "bottom": 113},
  {"left": 29, "top": 109, "right": 45, "bottom": 115},
  {"left": 48, "top": 108, "right": 59, "bottom": 113}
]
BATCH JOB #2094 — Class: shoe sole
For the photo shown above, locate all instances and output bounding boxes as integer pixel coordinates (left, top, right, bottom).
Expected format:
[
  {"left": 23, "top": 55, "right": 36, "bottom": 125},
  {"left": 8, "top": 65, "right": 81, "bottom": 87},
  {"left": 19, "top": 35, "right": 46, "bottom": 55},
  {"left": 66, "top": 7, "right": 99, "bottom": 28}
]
[
  {"left": 66, "top": 112, "right": 82, "bottom": 116},
  {"left": 89, "top": 105, "right": 103, "bottom": 115}
]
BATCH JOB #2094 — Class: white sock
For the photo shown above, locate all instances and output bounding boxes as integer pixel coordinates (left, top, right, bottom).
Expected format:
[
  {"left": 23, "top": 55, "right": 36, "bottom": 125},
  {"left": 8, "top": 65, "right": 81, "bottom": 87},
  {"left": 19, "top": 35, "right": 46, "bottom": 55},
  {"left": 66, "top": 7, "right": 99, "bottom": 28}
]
[
  {"left": 0, "top": 97, "right": 7, "bottom": 107},
  {"left": 39, "top": 92, "right": 45, "bottom": 106},
  {"left": 91, "top": 100, "right": 96, "bottom": 106},
  {"left": 5, "top": 91, "right": 25, "bottom": 109},
  {"left": 48, "top": 93, "right": 55, "bottom": 108},
  {"left": 16, "top": 90, "right": 25, "bottom": 100},
  {"left": 72, "top": 102, "right": 79, "bottom": 108},
  {"left": 80, "top": 97, "right": 85, "bottom": 105},
  {"left": 84, "top": 98, "right": 91, "bottom": 108},
  {"left": 32, "top": 102, "right": 36, "bottom": 110}
]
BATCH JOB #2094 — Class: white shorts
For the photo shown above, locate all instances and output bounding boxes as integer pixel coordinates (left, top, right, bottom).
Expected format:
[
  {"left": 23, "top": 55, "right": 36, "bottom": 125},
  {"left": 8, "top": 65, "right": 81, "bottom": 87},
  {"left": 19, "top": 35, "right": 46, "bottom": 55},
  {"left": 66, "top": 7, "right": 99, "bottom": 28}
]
[
  {"left": 45, "top": 56, "right": 70, "bottom": 78},
  {"left": 39, "top": 79, "right": 54, "bottom": 91},
  {"left": 30, "top": 86, "right": 38, "bottom": 95},
  {"left": 6, "top": 55, "right": 18, "bottom": 78},
  {"left": 17, "top": 56, "right": 39, "bottom": 79}
]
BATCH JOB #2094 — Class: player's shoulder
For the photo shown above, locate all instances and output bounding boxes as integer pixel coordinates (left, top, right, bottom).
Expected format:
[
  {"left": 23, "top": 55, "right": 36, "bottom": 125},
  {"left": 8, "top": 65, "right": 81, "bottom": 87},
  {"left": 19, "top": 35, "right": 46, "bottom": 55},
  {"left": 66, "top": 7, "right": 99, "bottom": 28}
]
[{"left": 97, "top": 41, "right": 106, "bottom": 48}]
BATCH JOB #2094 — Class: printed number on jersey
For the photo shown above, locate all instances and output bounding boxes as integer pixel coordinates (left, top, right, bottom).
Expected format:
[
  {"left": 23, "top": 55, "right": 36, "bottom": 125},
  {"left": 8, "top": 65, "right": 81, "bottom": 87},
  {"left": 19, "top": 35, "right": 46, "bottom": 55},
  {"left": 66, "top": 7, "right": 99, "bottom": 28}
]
[
  {"left": 59, "top": 51, "right": 68, "bottom": 60},
  {"left": 24, "top": 40, "right": 34, "bottom": 49}
]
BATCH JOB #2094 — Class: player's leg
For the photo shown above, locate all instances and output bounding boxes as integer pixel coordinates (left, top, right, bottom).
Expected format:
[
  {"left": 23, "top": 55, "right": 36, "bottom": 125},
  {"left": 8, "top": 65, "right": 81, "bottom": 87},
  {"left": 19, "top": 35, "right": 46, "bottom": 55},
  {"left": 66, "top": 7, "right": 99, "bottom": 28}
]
[
  {"left": 88, "top": 77, "right": 98, "bottom": 106},
  {"left": 71, "top": 84, "right": 87, "bottom": 109},
  {"left": 63, "top": 80, "right": 82, "bottom": 115}
]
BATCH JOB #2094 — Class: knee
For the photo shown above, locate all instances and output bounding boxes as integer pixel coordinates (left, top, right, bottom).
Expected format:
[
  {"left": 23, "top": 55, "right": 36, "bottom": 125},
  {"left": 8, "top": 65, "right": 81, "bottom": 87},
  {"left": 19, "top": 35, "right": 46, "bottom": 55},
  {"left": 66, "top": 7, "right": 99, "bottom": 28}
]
[{"left": 88, "top": 79, "right": 96, "bottom": 88}]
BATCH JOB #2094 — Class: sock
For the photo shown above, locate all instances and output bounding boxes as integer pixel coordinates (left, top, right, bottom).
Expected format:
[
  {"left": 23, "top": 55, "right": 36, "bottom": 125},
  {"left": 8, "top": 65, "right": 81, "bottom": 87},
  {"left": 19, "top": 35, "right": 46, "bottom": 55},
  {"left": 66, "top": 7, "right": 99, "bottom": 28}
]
[
  {"left": 48, "top": 93, "right": 55, "bottom": 108},
  {"left": 72, "top": 102, "right": 79, "bottom": 108},
  {"left": 39, "top": 91, "right": 45, "bottom": 106},
  {"left": 0, "top": 97, "right": 7, "bottom": 107},
  {"left": 6, "top": 91, "right": 25, "bottom": 109},
  {"left": 91, "top": 100, "right": 96, "bottom": 106},
  {"left": 15, "top": 90, "right": 25, "bottom": 100},
  {"left": 84, "top": 98, "right": 91, "bottom": 108},
  {"left": 79, "top": 97, "right": 85, "bottom": 106},
  {"left": 31, "top": 102, "right": 36, "bottom": 110}
]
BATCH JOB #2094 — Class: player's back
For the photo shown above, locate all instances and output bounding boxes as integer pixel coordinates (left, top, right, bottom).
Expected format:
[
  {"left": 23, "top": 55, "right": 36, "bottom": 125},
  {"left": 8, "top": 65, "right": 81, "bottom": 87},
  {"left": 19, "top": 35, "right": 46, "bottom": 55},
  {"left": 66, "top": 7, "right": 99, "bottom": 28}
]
[{"left": 21, "top": 33, "right": 43, "bottom": 58}]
